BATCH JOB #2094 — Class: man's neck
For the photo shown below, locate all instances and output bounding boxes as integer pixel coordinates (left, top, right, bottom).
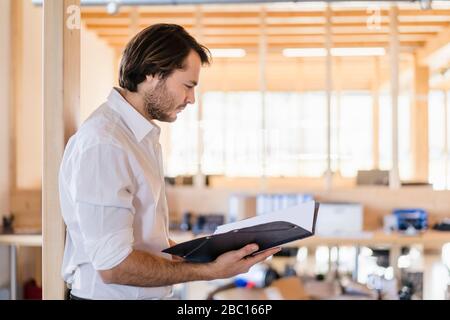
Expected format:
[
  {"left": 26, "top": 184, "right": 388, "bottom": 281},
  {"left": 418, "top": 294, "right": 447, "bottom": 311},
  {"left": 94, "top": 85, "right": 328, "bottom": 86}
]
[{"left": 116, "top": 87, "right": 151, "bottom": 121}]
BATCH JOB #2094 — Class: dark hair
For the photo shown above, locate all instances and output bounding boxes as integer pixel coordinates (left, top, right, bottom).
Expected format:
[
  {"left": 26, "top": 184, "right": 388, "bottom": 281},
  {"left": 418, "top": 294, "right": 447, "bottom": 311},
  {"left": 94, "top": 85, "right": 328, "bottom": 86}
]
[{"left": 119, "top": 23, "right": 211, "bottom": 92}]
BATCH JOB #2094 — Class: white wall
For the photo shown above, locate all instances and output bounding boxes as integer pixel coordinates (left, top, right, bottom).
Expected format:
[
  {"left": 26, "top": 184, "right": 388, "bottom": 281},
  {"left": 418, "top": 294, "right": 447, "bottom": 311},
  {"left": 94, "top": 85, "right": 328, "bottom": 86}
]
[
  {"left": 80, "top": 24, "right": 116, "bottom": 122},
  {"left": 0, "top": 0, "right": 11, "bottom": 290}
]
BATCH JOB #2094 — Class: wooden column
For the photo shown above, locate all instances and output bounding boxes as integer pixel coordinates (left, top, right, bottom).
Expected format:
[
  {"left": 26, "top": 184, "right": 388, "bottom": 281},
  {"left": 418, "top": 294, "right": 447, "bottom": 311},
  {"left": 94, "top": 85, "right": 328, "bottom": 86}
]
[
  {"left": 445, "top": 92, "right": 449, "bottom": 189},
  {"left": 335, "top": 57, "right": 342, "bottom": 173},
  {"left": 324, "top": 4, "right": 333, "bottom": 190},
  {"left": 259, "top": 6, "right": 268, "bottom": 188},
  {"left": 389, "top": 4, "right": 401, "bottom": 189},
  {"left": 10, "top": 0, "right": 22, "bottom": 193},
  {"left": 372, "top": 57, "right": 381, "bottom": 169},
  {"left": 411, "top": 54, "right": 429, "bottom": 182},
  {"left": 0, "top": 0, "right": 11, "bottom": 217},
  {"left": 194, "top": 5, "right": 206, "bottom": 188},
  {"left": 42, "top": 0, "right": 80, "bottom": 300},
  {"left": 128, "top": 7, "right": 139, "bottom": 39},
  {"left": 114, "top": 49, "right": 122, "bottom": 87}
]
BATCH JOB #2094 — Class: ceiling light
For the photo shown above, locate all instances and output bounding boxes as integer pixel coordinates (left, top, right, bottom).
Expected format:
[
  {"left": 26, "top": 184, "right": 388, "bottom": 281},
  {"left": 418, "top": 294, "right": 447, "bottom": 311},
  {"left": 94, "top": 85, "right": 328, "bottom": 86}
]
[
  {"left": 106, "top": 1, "right": 120, "bottom": 15},
  {"left": 283, "top": 48, "right": 327, "bottom": 57},
  {"left": 210, "top": 48, "right": 246, "bottom": 58},
  {"left": 283, "top": 47, "right": 385, "bottom": 57},
  {"left": 419, "top": 0, "right": 432, "bottom": 10},
  {"left": 331, "top": 47, "right": 386, "bottom": 56}
]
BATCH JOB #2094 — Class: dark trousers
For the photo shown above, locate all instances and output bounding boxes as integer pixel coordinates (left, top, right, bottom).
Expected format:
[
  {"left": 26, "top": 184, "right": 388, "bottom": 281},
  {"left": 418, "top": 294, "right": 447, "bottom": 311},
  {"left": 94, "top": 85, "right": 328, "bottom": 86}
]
[{"left": 69, "top": 292, "right": 91, "bottom": 300}]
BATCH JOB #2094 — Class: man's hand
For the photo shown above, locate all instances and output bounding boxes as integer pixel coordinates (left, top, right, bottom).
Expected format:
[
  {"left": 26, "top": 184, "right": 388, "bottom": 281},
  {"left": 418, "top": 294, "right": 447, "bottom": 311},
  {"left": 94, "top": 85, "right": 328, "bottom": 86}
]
[
  {"left": 168, "top": 238, "right": 184, "bottom": 262},
  {"left": 98, "top": 243, "right": 281, "bottom": 287},
  {"left": 206, "top": 244, "right": 281, "bottom": 280}
]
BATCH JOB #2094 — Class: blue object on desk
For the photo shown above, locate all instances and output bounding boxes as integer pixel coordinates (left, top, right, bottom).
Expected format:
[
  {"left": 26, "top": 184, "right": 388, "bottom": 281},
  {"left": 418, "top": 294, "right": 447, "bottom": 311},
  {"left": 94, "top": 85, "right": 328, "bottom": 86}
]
[{"left": 393, "top": 209, "right": 428, "bottom": 231}]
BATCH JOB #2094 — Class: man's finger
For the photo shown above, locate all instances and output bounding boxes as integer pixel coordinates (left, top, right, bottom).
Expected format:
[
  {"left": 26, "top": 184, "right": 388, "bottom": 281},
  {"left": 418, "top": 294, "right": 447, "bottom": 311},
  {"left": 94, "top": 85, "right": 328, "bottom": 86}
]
[
  {"left": 234, "top": 243, "right": 259, "bottom": 260},
  {"left": 245, "top": 247, "right": 281, "bottom": 266}
]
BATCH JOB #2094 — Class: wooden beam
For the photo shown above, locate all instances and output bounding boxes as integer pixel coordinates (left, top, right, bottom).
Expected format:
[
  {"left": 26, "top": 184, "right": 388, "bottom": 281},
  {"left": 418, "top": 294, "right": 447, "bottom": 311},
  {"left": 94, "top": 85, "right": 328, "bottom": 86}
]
[
  {"left": 417, "top": 23, "right": 450, "bottom": 69},
  {"left": 92, "top": 26, "right": 438, "bottom": 37},
  {"left": 0, "top": 0, "right": 11, "bottom": 221},
  {"left": 411, "top": 54, "right": 430, "bottom": 182},
  {"left": 108, "top": 42, "right": 423, "bottom": 53},
  {"left": 325, "top": 4, "right": 333, "bottom": 190},
  {"left": 43, "top": 0, "right": 80, "bottom": 300},
  {"left": 372, "top": 57, "right": 381, "bottom": 170},
  {"left": 102, "top": 34, "right": 427, "bottom": 47},
  {"left": 259, "top": 6, "right": 267, "bottom": 181},
  {"left": 389, "top": 4, "right": 401, "bottom": 189},
  {"left": 194, "top": 5, "right": 205, "bottom": 188},
  {"left": 10, "top": 0, "right": 22, "bottom": 193},
  {"left": 128, "top": 7, "right": 139, "bottom": 38},
  {"left": 445, "top": 91, "right": 449, "bottom": 189}
]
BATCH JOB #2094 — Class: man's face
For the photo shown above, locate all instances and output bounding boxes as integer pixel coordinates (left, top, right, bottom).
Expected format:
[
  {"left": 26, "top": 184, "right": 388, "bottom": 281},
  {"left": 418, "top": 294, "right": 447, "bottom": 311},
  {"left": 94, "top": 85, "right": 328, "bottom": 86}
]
[{"left": 142, "top": 50, "right": 201, "bottom": 122}]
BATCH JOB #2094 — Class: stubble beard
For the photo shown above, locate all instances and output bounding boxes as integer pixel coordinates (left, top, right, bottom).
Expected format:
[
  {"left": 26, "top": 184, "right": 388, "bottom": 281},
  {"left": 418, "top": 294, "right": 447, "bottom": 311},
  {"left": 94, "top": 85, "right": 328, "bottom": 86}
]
[{"left": 144, "top": 80, "right": 178, "bottom": 122}]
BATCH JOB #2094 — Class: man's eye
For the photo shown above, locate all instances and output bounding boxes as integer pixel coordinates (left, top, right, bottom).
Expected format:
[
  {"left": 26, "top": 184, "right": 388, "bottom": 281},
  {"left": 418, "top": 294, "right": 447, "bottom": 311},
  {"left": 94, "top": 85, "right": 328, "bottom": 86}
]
[{"left": 185, "top": 85, "right": 194, "bottom": 89}]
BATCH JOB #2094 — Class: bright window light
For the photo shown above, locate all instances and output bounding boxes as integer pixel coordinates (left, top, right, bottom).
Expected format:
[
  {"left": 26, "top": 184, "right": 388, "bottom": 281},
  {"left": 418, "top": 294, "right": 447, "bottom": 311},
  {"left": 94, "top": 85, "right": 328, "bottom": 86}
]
[
  {"left": 210, "top": 48, "right": 246, "bottom": 58},
  {"left": 283, "top": 48, "right": 326, "bottom": 57},
  {"left": 398, "top": 255, "right": 411, "bottom": 269},
  {"left": 443, "top": 243, "right": 450, "bottom": 270},
  {"left": 331, "top": 47, "right": 386, "bottom": 57},
  {"left": 283, "top": 47, "right": 385, "bottom": 57}
]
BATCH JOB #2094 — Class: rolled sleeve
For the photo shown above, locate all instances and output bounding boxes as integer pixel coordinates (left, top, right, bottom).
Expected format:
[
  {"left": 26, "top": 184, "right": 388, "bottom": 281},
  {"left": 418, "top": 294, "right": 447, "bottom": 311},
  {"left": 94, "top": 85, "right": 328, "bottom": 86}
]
[{"left": 71, "top": 144, "right": 136, "bottom": 270}]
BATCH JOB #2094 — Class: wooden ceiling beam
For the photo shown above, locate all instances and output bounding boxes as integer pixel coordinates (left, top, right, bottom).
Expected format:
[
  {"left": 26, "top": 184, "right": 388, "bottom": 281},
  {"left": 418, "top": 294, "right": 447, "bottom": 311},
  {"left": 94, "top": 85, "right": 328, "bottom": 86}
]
[
  {"left": 106, "top": 38, "right": 423, "bottom": 49},
  {"left": 417, "top": 23, "right": 450, "bottom": 69},
  {"left": 100, "top": 33, "right": 427, "bottom": 43},
  {"left": 91, "top": 25, "right": 437, "bottom": 37},
  {"left": 81, "top": 9, "right": 450, "bottom": 19}
]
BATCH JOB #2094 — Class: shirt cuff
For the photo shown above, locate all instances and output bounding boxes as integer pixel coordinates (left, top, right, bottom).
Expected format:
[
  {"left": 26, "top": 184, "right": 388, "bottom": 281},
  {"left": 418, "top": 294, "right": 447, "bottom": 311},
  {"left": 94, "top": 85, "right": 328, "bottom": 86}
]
[{"left": 85, "top": 228, "right": 134, "bottom": 270}]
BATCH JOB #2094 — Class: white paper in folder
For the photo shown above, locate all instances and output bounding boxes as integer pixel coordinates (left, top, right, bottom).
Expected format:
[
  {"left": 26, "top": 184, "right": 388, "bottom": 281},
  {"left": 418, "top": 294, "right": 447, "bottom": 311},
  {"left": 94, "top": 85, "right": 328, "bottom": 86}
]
[{"left": 214, "top": 201, "right": 317, "bottom": 235}]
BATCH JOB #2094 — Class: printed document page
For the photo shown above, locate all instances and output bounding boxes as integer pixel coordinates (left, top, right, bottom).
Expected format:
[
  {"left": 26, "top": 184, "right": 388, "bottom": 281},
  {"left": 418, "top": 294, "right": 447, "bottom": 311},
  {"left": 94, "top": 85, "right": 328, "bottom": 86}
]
[{"left": 214, "top": 201, "right": 316, "bottom": 235}]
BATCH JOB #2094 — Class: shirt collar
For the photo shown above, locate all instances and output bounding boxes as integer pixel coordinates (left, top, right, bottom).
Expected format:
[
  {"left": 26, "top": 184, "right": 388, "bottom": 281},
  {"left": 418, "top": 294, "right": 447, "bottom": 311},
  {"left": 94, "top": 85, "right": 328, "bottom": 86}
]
[{"left": 107, "top": 88, "right": 160, "bottom": 142}]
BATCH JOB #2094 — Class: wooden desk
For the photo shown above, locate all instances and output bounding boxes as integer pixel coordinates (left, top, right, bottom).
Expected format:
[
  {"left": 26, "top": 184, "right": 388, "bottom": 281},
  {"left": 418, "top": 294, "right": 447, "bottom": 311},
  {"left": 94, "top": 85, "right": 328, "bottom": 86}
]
[
  {"left": 169, "top": 230, "right": 450, "bottom": 282},
  {"left": 290, "top": 230, "right": 450, "bottom": 249},
  {"left": 0, "top": 233, "right": 43, "bottom": 300},
  {"left": 170, "top": 230, "right": 450, "bottom": 249}
]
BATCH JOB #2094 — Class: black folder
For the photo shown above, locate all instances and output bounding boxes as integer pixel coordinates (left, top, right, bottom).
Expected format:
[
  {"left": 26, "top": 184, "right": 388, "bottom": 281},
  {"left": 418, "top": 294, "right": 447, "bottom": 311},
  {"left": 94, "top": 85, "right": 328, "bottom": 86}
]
[{"left": 163, "top": 202, "right": 320, "bottom": 263}]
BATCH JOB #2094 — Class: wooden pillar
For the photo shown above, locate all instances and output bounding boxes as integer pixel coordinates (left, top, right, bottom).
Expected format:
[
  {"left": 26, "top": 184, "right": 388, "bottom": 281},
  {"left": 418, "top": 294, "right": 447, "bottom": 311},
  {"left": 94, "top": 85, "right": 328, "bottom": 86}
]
[
  {"left": 10, "top": 0, "right": 22, "bottom": 193},
  {"left": 445, "top": 92, "right": 449, "bottom": 189},
  {"left": 335, "top": 57, "right": 342, "bottom": 173},
  {"left": 194, "top": 5, "right": 205, "bottom": 188},
  {"left": 324, "top": 4, "right": 333, "bottom": 190},
  {"left": 411, "top": 54, "right": 429, "bottom": 182},
  {"left": 114, "top": 49, "right": 122, "bottom": 87},
  {"left": 0, "top": 0, "right": 11, "bottom": 217},
  {"left": 296, "top": 58, "right": 304, "bottom": 176},
  {"left": 259, "top": 6, "right": 268, "bottom": 188},
  {"left": 372, "top": 57, "right": 381, "bottom": 169},
  {"left": 389, "top": 4, "right": 401, "bottom": 189},
  {"left": 128, "top": 7, "right": 139, "bottom": 38},
  {"left": 42, "top": 0, "right": 80, "bottom": 300}
]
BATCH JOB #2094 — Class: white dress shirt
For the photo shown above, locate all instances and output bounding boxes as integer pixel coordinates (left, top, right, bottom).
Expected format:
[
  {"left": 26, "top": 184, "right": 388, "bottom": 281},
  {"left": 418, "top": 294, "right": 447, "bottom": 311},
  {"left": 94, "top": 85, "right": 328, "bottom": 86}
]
[{"left": 59, "top": 88, "right": 172, "bottom": 299}]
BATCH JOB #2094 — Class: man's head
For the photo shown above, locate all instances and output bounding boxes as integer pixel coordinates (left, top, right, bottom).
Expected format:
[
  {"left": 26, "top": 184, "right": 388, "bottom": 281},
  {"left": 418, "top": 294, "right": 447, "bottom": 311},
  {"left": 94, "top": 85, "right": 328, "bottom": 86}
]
[{"left": 119, "top": 24, "right": 211, "bottom": 122}]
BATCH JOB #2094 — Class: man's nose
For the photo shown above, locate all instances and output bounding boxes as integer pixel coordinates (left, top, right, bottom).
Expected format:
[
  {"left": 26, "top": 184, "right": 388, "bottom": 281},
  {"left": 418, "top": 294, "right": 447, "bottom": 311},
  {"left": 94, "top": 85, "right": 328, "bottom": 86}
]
[{"left": 186, "top": 89, "right": 195, "bottom": 105}]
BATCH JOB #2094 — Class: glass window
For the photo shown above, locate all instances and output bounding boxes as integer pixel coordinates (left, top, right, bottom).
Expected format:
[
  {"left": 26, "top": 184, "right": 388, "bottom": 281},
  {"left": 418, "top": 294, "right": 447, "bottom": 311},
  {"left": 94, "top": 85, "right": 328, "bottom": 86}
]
[
  {"left": 332, "top": 91, "right": 373, "bottom": 177},
  {"left": 166, "top": 90, "right": 406, "bottom": 180},
  {"left": 379, "top": 92, "right": 411, "bottom": 180},
  {"left": 166, "top": 100, "right": 198, "bottom": 177},
  {"left": 429, "top": 91, "right": 449, "bottom": 190},
  {"left": 265, "top": 92, "right": 327, "bottom": 177}
]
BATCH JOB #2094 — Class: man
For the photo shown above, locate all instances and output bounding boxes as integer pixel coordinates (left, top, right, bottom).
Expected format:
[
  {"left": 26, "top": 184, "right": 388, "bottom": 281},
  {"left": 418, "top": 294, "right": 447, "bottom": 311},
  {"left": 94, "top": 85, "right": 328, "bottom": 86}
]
[{"left": 59, "top": 24, "right": 280, "bottom": 300}]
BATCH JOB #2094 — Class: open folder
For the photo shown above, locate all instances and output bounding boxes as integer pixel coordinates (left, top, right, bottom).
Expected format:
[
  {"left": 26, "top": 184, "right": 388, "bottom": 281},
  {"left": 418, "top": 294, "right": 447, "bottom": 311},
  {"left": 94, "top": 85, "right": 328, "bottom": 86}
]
[{"left": 163, "top": 201, "right": 320, "bottom": 263}]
